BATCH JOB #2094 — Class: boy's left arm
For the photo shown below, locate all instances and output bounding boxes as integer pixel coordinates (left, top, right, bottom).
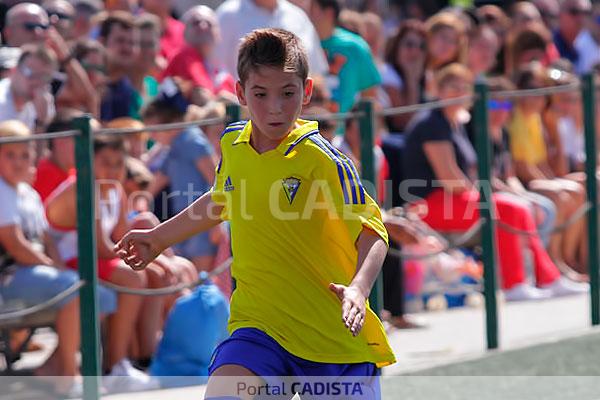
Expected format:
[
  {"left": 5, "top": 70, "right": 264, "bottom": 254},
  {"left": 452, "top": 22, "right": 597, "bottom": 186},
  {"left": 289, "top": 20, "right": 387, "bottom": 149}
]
[{"left": 329, "top": 227, "right": 388, "bottom": 337}]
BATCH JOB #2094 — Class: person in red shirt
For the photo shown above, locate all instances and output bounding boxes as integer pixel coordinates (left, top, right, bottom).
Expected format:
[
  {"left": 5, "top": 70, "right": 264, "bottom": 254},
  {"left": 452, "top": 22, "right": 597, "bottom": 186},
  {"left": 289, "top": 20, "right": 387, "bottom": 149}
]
[
  {"left": 140, "top": 0, "right": 184, "bottom": 61},
  {"left": 33, "top": 115, "right": 76, "bottom": 201},
  {"left": 161, "top": 5, "right": 235, "bottom": 98}
]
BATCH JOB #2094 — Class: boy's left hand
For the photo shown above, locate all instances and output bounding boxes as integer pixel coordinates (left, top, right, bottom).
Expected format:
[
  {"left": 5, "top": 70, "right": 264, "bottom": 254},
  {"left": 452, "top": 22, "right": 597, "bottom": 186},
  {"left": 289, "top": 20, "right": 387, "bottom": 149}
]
[{"left": 329, "top": 283, "right": 366, "bottom": 337}]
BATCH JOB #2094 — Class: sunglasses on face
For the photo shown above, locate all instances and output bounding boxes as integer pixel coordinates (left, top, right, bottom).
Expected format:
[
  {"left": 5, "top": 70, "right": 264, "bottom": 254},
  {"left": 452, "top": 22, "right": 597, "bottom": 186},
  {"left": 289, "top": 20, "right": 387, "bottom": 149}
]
[
  {"left": 22, "top": 22, "right": 49, "bottom": 32},
  {"left": 567, "top": 7, "right": 591, "bottom": 17},
  {"left": 488, "top": 100, "right": 513, "bottom": 111}
]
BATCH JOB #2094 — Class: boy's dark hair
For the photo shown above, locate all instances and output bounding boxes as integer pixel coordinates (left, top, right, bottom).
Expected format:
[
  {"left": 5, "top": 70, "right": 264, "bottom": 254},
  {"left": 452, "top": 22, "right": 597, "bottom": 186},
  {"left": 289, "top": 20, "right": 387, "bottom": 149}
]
[
  {"left": 99, "top": 11, "right": 136, "bottom": 40},
  {"left": 94, "top": 135, "right": 126, "bottom": 154},
  {"left": 312, "top": 0, "right": 341, "bottom": 22},
  {"left": 237, "top": 28, "right": 309, "bottom": 86}
]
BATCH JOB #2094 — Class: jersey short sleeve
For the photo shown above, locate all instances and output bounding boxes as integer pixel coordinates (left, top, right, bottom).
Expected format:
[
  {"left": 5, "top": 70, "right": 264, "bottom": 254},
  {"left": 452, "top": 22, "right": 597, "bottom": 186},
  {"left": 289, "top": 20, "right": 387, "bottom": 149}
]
[{"left": 309, "top": 134, "right": 388, "bottom": 245}]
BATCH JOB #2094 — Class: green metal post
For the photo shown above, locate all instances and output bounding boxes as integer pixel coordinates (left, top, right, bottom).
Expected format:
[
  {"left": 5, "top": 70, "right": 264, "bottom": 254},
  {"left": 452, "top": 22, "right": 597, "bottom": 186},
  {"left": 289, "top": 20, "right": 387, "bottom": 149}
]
[
  {"left": 73, "top": 116, "right": 101, "bottom": 400},
  {"left": 225, "top": 102, "right": 241, "bottom": 125},
  {"left": 582, "top": 74, "right": 599, "bottom": 325},
  {"left": 474, "top": 80, "right": 499, "bottom": 350},
  {"left": 357, "top": 99, "right": 383, "bottom": 315}
]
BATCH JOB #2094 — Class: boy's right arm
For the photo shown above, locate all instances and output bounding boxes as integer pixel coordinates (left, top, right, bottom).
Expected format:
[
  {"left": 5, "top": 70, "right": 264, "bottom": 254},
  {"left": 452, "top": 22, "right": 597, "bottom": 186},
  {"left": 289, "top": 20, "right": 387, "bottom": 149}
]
[{"left": 115, "top": 191, "right": 223, "bottom": 270}]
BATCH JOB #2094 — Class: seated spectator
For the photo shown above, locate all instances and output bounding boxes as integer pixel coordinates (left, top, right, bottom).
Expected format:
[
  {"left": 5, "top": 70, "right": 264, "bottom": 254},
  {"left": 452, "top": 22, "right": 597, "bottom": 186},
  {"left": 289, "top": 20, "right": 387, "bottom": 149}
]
[
  {"left": 424, "top": 12, "right": 467, "bottom": 98},
  {"left": 183, "top": 102, "right": 226, "bottom": 157},
  {"left": 56, "top": 39, "right": 107, "bottom": 118},
  {"left": 141, "top": 0, "right": 185, "bottom": 61},
  {"left": 504, "top": 23, "right": 560, "bottom": 76},
  {"left": 129, "top": 13, "right": 164, "bottom": 108},
  {"left": 574, "top": 1, "right": 600, "bottom": 74},
  {"left": 2, "top": 3, "right": 49, "bottom": 48},
  {"left": 42, "top": 0, "right": 76, "bottom": 42},
  {"left": 402, "top": 63, "right": 586, "bottom": 301},
  {"left": 32, "top": 112, "right": 78, "bottom": 201},
  {"left": 98, "top": 11, "right": 142, "bottom": 122},
  {"left": 143, "top": 82, "right": 218, "bottom": 272},
  {"left": 72, "top": 0, "right": 103, "bottom": 39},
  {"left": 310, "top": 0, "right": 381, "bottom": 114},
  {"left": 162, "top": 6, "right": 235, "bottom": 99},
  {"left": 511, "top": 1, "right": 544, "bottom": 29},
  {"left": 485, "top": 76, "right": 556, "bottom": 248},
  {"left": 0, "top": 45, "right": 57, "bottom": 132},
  {"left": 105, "top": 117, "right": 148, "bottom": 160},
  {"left": 553, "top": 0, "right": 592, "bottom": 71},
  {"left": 508, "top": 63, "right": 588, "bottom": 276},
  {"left": 382, "top": 19, "right": 427, "bottom": 133},
  {"left": 466, "top": 24, "right": 500, "bottom": 77},
  {"left": 0, "top": 120, "right": 116, "bottom": 397},
  {"left": 45, "top": 136, "right": 165, "bottom": 392}
]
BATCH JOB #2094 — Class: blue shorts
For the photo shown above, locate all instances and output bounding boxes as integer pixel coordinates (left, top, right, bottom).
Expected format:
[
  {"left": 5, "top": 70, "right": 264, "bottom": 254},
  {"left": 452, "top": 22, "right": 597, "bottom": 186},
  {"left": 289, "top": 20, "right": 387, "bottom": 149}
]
[
  {"left": 173, "top": 231, "right": 218, "bottom": 259},
  {"left": 0, "top": 265, "right": 117, "bottom": 315},
  {"left": 208, "top": 328, "right": 380, "bottom": 399}
]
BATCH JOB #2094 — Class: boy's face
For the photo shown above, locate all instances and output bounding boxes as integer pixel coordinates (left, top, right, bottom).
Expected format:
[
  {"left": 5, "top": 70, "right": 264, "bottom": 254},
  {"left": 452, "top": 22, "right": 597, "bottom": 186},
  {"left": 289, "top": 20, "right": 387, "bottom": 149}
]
[
  {"left": 94, "top": 147, "right": 126, "bottom": 182},
  {"left": 236, "top": 66, "right": 313, "bottom": 143},
  {"left": 0, "top": 142, "right": 33, "bottom": 187}
]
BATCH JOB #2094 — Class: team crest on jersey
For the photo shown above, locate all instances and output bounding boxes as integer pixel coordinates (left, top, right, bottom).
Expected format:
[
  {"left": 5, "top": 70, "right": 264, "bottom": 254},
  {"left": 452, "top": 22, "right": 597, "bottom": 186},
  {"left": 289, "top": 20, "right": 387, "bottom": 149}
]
[{"left": 282, "top": 177, "right": 301, "bottom": 204}]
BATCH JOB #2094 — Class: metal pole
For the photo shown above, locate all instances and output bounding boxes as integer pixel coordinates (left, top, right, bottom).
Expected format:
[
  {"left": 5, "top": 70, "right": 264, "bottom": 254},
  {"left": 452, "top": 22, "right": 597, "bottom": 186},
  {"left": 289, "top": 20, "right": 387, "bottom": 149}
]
[
  {"left": 582, "top": 74, "right": 599, "bottom": 325},
  {"left": 225, "top": 102, "right": 241, "bottom": 125},
  {"left": 357, "top": 99, "right": 384, "bottom": 316},
  {"left": 73, "top": 116, "right": 101, "bottom": 400},
  {"left": 474, "top": 80, "right": 499, "bottom": 350}
]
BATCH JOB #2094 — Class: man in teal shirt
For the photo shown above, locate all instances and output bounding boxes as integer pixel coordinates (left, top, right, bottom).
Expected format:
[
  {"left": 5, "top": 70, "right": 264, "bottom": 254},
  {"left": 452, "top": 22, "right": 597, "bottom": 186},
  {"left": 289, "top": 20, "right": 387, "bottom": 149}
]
[{"left": 309, "top": 0, "right": 381, "bottom": 115}]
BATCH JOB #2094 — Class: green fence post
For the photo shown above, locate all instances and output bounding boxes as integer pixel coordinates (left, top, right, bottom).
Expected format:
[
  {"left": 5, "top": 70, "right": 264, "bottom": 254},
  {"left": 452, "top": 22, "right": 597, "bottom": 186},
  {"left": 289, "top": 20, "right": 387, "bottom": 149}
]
[
  {"left": 582, "top": 74, "right": 599, "bottom": 325},
  {"left": 73, "top": 116, "right": 101, "bottom": 400},
  {"left": 474, "top": 80, "right": 499, "bottom": 350},
  {"left": 357, "top": 99, "right": 383, "bottom": 316},
  {"left": 225, "top": 102, "right": 241, "bottom": 125}
]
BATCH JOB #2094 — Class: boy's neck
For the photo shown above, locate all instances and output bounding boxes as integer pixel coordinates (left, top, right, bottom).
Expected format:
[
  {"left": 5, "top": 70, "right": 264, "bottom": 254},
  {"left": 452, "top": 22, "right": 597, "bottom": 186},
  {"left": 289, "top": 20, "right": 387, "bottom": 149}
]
[{"left": 249, "top": 122, "right": 299, "bottom": 154}]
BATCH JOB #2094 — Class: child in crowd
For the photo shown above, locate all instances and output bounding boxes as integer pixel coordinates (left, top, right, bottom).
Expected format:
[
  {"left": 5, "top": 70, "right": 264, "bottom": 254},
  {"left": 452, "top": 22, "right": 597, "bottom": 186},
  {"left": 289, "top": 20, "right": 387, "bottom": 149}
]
[
  {"left": 0, "top": 120, "right": 116, "bottom": 397},
  {"left": 143, "top": 81, "right": 219, "bottom": 273},
  {"left": 117, "top": 28, "right": 395, "bottom": 399}
]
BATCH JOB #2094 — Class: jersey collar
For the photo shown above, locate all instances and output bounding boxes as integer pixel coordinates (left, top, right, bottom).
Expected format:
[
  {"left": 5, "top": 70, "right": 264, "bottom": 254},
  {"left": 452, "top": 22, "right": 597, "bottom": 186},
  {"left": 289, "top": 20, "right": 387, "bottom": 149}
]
[{"left": 233, "top": 119, "right": 320, "bottom": 154}]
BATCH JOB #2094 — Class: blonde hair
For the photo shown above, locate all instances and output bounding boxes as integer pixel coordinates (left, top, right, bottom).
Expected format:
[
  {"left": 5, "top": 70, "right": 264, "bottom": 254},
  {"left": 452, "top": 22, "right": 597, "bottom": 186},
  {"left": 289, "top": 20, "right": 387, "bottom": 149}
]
[
  {"left": 185, "top": 102, "right": 226, "bottom": 122},
  {"left": 0, "top": 120, "right": 31, "bottom": 140},
  {"left": 435, "top": 63, "right": 474, "bottom": 89},
  {"left": 425, "top": 12, "right": 468, "bottom": 68}
]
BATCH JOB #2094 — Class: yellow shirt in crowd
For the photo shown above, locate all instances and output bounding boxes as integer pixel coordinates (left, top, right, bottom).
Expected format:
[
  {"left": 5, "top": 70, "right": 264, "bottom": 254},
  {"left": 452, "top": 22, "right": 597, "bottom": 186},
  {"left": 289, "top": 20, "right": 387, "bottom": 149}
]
[
  {"left": 211, "top": 119, "right": 396, "bottom": 367},
  {"left": 508, "top": 107, "right": 548, "bottom": 165}
]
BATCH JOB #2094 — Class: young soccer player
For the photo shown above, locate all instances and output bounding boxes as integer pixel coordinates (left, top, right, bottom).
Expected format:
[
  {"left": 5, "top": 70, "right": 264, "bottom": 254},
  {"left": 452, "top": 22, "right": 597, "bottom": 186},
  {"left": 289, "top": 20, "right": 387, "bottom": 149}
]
[{"left": 116, "top": 28, "right": 395, "bottom": 399}]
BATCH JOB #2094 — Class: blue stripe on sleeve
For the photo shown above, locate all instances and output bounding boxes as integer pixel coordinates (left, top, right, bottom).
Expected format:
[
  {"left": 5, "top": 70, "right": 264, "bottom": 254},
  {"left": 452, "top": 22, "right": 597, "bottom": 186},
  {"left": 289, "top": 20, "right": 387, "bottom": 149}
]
[
  {"left": 284, "top": 129, "right": 319, "bottom": 155},
  {"left": 313, "top": 135, "right": 358, "bottom": 204},
  {"left": 308, "top": 136, "right": 350, "bottom": 204}
]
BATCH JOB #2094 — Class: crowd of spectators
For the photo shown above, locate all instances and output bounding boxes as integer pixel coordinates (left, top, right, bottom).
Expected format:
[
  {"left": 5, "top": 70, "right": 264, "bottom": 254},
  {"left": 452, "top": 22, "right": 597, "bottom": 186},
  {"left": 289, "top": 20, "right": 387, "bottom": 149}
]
[{"left": 0, "top": 0, "right": 598, "bottom": 395}]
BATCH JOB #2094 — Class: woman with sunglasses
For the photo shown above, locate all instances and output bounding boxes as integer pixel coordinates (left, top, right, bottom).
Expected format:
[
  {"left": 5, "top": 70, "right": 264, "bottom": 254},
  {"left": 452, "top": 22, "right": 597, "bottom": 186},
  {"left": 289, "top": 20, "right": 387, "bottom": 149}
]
[{"left": 381, "top": 19, "right": 427, "bottom": 133}]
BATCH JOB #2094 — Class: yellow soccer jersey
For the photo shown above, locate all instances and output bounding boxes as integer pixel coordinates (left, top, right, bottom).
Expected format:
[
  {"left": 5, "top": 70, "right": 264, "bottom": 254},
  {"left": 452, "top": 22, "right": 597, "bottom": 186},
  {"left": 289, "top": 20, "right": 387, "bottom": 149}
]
[{"left": 211, "top": 119, "right": 396, "bottom": 367}]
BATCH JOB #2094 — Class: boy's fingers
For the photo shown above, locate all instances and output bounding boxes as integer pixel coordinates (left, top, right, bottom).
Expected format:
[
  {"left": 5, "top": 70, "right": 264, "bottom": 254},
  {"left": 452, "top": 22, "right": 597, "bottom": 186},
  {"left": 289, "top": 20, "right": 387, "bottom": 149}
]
[{"left": 345, "top": 304, "right": 359, "bottom": 327}]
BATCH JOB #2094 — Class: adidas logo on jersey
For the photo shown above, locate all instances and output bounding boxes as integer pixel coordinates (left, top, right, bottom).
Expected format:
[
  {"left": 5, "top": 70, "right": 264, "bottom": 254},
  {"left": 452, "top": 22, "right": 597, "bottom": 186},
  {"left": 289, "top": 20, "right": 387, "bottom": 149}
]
[{"left": 224, "top": 176, "right": 234, "bottom": 192}]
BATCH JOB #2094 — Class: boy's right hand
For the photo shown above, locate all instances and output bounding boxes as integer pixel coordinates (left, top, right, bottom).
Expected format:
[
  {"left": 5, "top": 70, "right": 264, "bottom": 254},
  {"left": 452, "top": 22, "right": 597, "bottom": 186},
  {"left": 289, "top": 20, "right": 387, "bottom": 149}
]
[{"left": 114, "top": 229, "right": 163, "bottom": 271}]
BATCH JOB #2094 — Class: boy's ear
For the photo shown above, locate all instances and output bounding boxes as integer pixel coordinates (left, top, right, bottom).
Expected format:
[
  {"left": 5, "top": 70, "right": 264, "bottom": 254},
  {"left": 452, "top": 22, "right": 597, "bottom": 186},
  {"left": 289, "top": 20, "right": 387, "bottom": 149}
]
[
  {"left": 235, "top": 81, "right": 247, "bottom": 106},
  {"left": 302, "top": 78, "right": 313, "bottom": 106}
]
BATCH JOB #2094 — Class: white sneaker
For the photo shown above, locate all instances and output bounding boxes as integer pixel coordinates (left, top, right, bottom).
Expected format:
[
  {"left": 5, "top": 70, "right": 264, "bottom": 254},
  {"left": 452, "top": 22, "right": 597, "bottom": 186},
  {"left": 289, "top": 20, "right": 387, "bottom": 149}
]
[
  {"left": 541, "top": 277, "right": 589, "bottom": 297},
  {"left": 504, "top": 283, "right": 551, "bottom": 302},
  {"left": 103, "top": 358, "right": 160, "bottom": 394}
]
